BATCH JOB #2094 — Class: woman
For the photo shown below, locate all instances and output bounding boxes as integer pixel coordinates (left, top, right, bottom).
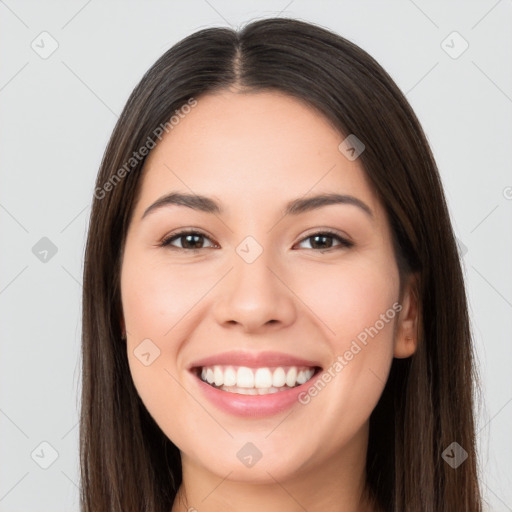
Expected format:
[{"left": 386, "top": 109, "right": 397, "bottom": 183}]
[{"left": 80, "top": 17, "right": 482, "bottom": 511}]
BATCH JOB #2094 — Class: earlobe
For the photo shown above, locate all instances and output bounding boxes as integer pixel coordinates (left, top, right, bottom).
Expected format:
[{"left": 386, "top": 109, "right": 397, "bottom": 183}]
[
  {"left": 394, "top": 272, "right": 420, "bottom": 359},
  {"left": 394, "top": 335, "right": 418, "bottom": 358}
]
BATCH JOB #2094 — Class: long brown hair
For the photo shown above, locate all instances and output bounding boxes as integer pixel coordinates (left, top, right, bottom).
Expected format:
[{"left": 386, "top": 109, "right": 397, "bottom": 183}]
[{"left": 80, "top": 17, "right": 482, "bottom": 511}]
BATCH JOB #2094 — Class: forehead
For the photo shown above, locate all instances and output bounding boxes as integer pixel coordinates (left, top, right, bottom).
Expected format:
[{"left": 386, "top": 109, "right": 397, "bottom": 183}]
[{"left": 135, "top": 90, "right": 382, "bottom": 221}]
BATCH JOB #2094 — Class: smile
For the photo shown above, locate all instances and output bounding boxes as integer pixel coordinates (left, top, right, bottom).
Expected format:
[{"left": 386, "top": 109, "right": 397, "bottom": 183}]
[{"left": 194, "top": 365, "right": 321, "bottom": 395}]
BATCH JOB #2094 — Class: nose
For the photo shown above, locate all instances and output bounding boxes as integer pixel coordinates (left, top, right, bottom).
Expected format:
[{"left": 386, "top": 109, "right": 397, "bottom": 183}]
[{"left": 212, "top": 248, "right": 297, "bottom": 334}]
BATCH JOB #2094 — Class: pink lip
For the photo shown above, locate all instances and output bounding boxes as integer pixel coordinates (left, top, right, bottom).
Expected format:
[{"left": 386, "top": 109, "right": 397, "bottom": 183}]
[
  {"left": 187, "top": 350, "right": 322, "bottom": 370},
  {"left": 189, "top": 367, "right": 323, "bottom": 417}
]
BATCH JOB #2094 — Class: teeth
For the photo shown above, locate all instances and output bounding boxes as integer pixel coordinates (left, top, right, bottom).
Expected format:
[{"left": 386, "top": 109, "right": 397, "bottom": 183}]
[
  {"left": 224, "top": 367, "right": 236, "bottom": 386},
  {"left": 297, "top": 370, "right": 308, "bottom": 385},
  {"left": 285, "top": 367, "right": 297, "bottom": 387},
  {"left": 237, "top": 367, "right": 254, "bottom": 388},
  {"left": 255, "top": 368, "right": 273, "bottom": 388},
  {"left": 272, "top": 367, "right": 286, "bottom": 387},
  {"left": 198, "top": 365, "right": 316, "bottom": 391},
  {"left": 220, "top": 386, "right": 286, "bottom": 395},
  {"left": 214, "top": 366, "right": 224, "bottom": 386}
]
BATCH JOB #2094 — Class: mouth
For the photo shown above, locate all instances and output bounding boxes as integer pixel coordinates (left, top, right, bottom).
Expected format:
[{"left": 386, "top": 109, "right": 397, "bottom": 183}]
[{"left": 191, "top": 364, "right": 323, "bottom": 396}]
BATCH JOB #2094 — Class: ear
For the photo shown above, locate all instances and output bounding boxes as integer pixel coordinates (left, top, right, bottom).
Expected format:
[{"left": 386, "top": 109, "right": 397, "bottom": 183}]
[{"left": 394, "top": 272, "right": 420, "bottom": 358}]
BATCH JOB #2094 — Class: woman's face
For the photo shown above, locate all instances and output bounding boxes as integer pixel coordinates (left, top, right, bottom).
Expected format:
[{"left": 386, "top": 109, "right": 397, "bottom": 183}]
[{"left": 120, "top": 90, "right": 416, "bottom": 485}]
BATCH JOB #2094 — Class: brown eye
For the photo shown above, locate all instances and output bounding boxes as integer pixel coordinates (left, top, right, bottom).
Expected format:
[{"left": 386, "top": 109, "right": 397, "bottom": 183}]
[
  {"left": 296, "top": 231, "right": 353, "bottom": 250},
  {"left": 160, "top": 230, "right": 216, "bottom": 250}
]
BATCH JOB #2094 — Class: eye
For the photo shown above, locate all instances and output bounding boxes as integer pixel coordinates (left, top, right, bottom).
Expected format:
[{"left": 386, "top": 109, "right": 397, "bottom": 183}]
[
  {"left": 159, "top": 229, "right": 353, "bottom": 252},
  {"left": 295, "top": 230, "right": 354, "bottom": 251},
  {"left": 160, "top": 230, "right": 217, "bottom": 250}
]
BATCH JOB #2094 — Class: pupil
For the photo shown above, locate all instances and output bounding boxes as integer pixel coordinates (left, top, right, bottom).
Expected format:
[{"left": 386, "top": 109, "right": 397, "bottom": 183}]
[
  {"left": 183, "top": 234, "right": 203, "bottom": 249},
  {"left": 178, "top": 234, "right": 334, "bottom": 249},
  {"left": 311, "top": 235, "right": 332, "bottom": 249}
]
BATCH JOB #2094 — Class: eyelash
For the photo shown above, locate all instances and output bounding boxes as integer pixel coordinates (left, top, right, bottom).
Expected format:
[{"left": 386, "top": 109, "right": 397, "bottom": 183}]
[{"left": 159, "top": 229, "right": 354, "bottom": 252}]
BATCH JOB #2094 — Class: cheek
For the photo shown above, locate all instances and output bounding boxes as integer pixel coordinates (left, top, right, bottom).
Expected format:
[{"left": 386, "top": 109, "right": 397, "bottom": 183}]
[
  {"left": 120, "top": 252, "right": 225, "bottom": 445},
  {"left": 121, "top": 255, "right": 207, "bottom": 339},
  {"left": 291, "top": 259, "right": 399, "bottom": 412},
  {"left": 120, "top": 255, "right": 185, "bottom": 419},
  {"left": 292, "top": 257, "right": 399, "bottom": 342}
]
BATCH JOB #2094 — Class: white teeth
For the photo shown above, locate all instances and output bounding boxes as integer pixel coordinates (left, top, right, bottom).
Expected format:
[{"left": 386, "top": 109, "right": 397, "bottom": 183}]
[
  {"left": 223, "top": 366, "right": 237, "bottom": 386},
  {"left": 214, "top": 366, "right": 224, "bottom": 386},
  {"left": 198, "top": 365, "right": 317, "bottom": 391},
  {"left": 272, "top": 367, "right": 286, "bottom": 387},
  {"left": 254, "top": 368, "right": 273, "bottom": 388},
  {"left": 219, "top": 386, "right": 283, "bottom": 395},
  {"left": 296, "top": 370, "right": 307, "bottom": 385},
  {"left": 285, "top": 367, "right": 297, "bottom": 387},
  {"left": 236, "top": 367, "right": 254, "bottom": 388}
]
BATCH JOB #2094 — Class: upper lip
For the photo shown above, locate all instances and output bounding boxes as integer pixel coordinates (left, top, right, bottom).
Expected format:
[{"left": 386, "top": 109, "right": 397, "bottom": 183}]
[{"left": 188, "top": 350, "right": 323, "bottom": 370}]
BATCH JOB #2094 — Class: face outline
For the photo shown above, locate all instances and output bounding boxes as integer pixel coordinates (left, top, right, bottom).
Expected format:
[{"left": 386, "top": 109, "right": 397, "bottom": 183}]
[{"left": 119, "top": 89, "right": 418, "bottom": 501}]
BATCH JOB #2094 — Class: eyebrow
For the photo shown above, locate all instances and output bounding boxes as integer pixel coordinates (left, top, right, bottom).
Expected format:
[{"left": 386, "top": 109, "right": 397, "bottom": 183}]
[{"left": 141, "top": 192, "right": 374, "bottom": 220}]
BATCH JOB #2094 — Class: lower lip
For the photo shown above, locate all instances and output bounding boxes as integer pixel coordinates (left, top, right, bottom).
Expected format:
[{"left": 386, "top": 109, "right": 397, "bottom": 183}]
[{"left": 190, "top": 369, "right": 323, "bottom": 417}]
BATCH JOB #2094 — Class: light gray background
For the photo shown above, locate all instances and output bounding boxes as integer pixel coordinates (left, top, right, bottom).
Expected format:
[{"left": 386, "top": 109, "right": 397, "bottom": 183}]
[{"left": 0, "top": 1, "right": 511, "bottom": 511}]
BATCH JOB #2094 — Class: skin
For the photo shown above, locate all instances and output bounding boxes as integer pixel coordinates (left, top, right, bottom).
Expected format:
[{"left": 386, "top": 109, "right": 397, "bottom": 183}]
[{"left": 119, "top": 89, "right": 418, "bottom": 512}]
